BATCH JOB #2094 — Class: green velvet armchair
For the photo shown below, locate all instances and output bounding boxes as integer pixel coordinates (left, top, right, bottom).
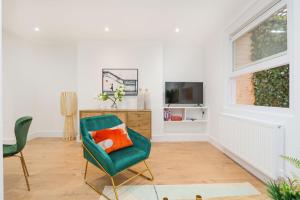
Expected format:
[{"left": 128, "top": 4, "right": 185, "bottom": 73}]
[
  {"left": 3, "top": 116, "right": 33, "bottom": 191},
  {"left": 80, "top": 114, "right": 154, "bottom": 200}
]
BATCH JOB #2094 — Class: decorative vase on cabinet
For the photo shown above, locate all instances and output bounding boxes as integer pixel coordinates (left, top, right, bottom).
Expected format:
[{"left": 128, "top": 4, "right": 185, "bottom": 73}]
[
  {"left": 137, "top": 88, "right": 144, "bottom": 109},
  {"left": 144, "top": 88, "right": 151, "bottom": 109}
]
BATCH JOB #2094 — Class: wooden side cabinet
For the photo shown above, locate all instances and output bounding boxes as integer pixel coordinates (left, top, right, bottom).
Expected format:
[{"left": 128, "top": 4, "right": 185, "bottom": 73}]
[{"left": 79, "top": 109, "right": 152, "bottom": 139}]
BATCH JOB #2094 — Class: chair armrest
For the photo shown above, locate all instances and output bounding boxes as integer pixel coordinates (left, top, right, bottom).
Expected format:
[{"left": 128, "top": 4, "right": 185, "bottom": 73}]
[
  {"left": 82, "top": 137, "right": 116, "bottom": 175},
  {"left": 127, "top": 128, "right": 151, "bottom": 156}
]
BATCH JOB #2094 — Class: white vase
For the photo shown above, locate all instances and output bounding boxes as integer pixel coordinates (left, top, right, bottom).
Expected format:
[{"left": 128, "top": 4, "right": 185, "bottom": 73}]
[
  {"left": 144, "top": 89, "right": 151, "bottom": 109},
  {"left": 137, "top": 88, "right": 144, "bottom": 109}
]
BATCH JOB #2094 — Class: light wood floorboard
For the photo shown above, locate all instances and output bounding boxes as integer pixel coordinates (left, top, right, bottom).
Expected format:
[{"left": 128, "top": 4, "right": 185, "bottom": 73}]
[{"left": 4, "top": 138, "right": 269, "bottom": 200}]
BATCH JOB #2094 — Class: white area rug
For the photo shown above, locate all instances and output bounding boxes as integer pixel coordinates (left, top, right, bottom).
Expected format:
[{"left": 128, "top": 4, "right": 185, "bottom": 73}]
[{"left": 99, "top": 182, "right": 260, "bottom": 200}]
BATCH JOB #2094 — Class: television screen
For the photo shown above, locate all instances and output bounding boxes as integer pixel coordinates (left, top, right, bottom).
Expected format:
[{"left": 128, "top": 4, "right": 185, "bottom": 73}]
[{"left": 165, "top": 82, "right": 203, "bottom": 105}]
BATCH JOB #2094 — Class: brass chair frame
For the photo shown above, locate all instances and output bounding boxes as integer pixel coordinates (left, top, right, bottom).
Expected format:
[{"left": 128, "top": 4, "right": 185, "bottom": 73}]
[
  {"left": 82, "top": 144, "right": 154, "bottom": 200},
  {"left": 4, "top": 151, "right": 30, "bottom": 191}
]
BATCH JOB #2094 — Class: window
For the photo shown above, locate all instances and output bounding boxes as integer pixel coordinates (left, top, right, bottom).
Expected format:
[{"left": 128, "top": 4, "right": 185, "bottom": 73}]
[
  {"left": 233, "top": 6, "right": 287, "bottom": 70},
  {"left": 235, "top": 64, "right": 289, "bottom": 107},
  {"left": 231, "top": 4, "right": 289, "bottom": 108}
]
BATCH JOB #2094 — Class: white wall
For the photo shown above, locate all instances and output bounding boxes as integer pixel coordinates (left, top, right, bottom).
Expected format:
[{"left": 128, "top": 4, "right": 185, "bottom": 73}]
[
  {"left": 204, "top": 33, "right": 225, "bottom": 141},
  {"left": 77, "top": 41, "right": 207, "bottom": 140},
  {"left": 77, "top": 41, "right": 164, "bottom": 137},
  {"left": 3, "top": 35, "right": 206, "bottom": 142},
  {"left": 289, "top": 0, "right": 300, "bottom": 174},
  {"left": 204, "top": 0, "right": 300, "bottom": 176},
  {"left": 33, "top": 43, "right": 77, "bottom": 135},
  {"left": 3, "top": 33, "right": 37, "bottom": 141},
  {"left": 3, "top": 33, "right": 77, "bottom": 142},
  {"left": 163, "top": 44, "right": 205, "bottom": 82},
  {"left": 162, "top": 44, "right": 207, "bottom": 138},
  {"left": 0, "top": 0, "right": 4, "bottom": 198}
]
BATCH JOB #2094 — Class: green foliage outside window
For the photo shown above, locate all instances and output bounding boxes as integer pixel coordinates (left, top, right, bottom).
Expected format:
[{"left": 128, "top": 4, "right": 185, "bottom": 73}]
[
  {"left": 251, "top": 7, "right": 289, "bottom": 108},
  {"left": 250, "top": 11, "right": 287, "bottom": 61},
  {"left": 252, "top": 65, "right": 289, "bottom": 107}
]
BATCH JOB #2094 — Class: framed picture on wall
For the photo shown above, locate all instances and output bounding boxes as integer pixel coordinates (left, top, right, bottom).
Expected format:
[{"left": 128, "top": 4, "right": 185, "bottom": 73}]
[{"left": 102, "top": 68, "right": 138, "bottom": 96}]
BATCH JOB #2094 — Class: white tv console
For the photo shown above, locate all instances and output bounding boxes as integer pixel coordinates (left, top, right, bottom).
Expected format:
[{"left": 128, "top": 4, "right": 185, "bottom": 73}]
[{"left": 163, "top": 106, "right": 208, "bottom": 123}]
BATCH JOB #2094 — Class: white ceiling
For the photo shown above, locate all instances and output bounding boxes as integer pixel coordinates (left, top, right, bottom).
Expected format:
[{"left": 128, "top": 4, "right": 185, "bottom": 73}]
[{"left": 3, "top": 0, "right": 253, "bottom": 44}]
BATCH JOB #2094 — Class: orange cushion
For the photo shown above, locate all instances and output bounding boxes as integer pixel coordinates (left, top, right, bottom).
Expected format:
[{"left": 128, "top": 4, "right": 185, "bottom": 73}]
[{"left": 89, "top": 124, "right": 133, "bottom": 153}]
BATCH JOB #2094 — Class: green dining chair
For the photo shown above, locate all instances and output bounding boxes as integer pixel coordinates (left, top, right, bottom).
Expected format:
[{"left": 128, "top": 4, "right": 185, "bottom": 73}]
[
  {"left": 80, "top": 114, "right": 154, "bottom": 200},
  {"left": 3, "top": 116, "right": 33, "bottom": 191}
]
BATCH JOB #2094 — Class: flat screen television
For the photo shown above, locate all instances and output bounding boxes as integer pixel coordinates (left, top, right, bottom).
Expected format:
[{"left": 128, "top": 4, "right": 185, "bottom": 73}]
[{"left": 165, "top": 82, "right": 203, "bottom": 105}]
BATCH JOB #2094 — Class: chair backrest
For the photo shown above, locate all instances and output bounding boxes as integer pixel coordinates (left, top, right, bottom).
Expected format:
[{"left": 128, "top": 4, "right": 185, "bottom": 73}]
[
  {"left": 80, "top": 114, "right": 122, "bottom": 176},
  {"left": 80, "top": 114, "right": 123, "bottom": 138},
  {"left": 15, "top": 116, "right": 33, "bottom": 152}
]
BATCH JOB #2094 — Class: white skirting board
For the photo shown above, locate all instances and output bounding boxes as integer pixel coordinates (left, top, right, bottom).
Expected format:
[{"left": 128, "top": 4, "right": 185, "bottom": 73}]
[{"left": 3, "top": 131, "right": 64, "bottom": 144}]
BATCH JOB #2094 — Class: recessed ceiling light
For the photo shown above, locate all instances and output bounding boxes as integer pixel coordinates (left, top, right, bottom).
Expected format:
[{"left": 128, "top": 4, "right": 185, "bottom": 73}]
[
  {"left": 175, "top": 28, "right": 180, "bottom": 33},
  {"left": 104, "top": 27, "right": 110, "bottom": 32},
  {"left": 34, "top": 27, "right": 40, "bottom": 32}
]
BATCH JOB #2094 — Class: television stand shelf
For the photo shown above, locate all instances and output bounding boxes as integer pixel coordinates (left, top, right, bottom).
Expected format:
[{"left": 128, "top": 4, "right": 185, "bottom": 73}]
[{"left": 163, "top": 106, "right": 208, "bottom": 123}]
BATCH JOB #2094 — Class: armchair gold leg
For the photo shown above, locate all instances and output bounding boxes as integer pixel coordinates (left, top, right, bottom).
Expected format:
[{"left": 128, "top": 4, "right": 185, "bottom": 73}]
[
  {"left": 84, "top": 160, "right": 88, "bottom": 180},
  {"left": 84, "top": 161, "right": 113, "bottom": 200},
  {"left": 83, "top": 160, "right": 153, "bottom": 200},
  {"left": 126, "top": 161, "right": 154, "bottom": 181},
  {"left": 110, "top": 177, "right": 119, "bottom": 200},
  {"left": 144, "top": 160, "right": 154, "bottom": 181},
  {"left": 82, "top": 144, "right": 154, "bottom": 200},
  {"left": 19, "top": 156, "right": 30, "bottom": 191},
  {"left": 85, "top": 169, "right": 118, "bottom": 200}
]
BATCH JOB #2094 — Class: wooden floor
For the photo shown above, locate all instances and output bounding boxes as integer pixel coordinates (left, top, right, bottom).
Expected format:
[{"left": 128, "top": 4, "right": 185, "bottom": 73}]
[{"left": 4, "top": 138, "right": 269, "bottom": 200}]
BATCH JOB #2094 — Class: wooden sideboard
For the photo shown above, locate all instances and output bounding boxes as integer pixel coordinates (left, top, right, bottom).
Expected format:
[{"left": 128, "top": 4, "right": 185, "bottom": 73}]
[{"left": 79, "top": 109, "right": 152, "bottom": 139}]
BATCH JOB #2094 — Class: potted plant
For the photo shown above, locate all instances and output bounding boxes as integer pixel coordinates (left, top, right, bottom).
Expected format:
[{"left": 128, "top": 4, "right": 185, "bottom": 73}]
[
  {"left": 267, "top": 156, "right": 300, "bottom": 199},
  {"left": 97, "top": 86, "right": 125, "bottom": 109}
]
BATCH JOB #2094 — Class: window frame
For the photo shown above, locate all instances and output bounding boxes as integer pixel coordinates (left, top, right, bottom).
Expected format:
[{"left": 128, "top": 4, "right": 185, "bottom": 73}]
[{"left": 227, "top": 0, "right": 292, "bottom": 112}]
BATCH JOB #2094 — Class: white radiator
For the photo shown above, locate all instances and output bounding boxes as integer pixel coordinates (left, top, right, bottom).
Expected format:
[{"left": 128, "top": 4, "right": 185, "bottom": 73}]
[{"left": 219, "top": 113, "right": 285, "bottom": 179}]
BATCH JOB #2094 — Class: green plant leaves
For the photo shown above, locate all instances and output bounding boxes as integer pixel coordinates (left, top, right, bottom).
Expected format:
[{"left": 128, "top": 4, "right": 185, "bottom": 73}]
[
  {"left": 252, "top": 65, "right": 289, "bottom": 108},
  {"left": 282, "top": 156, "right": 300, "bottom": 169},
  {"left": 250, "top": 7, "right": 288, "bottom": 108},
  {"left": 97, "top": 86, "right": 126, "bottom": 103},
  {"left": 267, "top": 179, "right": 300, "bottom": 200}
]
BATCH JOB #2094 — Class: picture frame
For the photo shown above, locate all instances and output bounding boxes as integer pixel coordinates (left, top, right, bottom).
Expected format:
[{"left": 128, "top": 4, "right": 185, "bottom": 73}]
[{"left": 102, "top": 68, "right": 139, "bottom": 96}]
